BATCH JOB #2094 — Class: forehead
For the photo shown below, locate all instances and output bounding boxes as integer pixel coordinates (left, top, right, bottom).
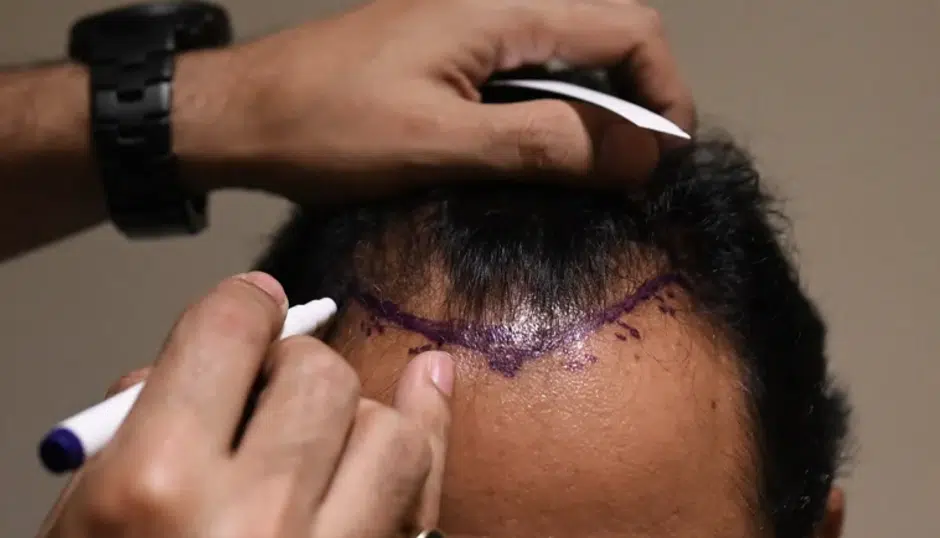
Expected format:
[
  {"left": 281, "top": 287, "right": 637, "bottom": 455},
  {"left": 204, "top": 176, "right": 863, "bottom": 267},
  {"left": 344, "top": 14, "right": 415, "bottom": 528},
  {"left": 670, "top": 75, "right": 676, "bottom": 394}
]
[{"left": 326, "top": 282, "right": 755, "bottom": 538}]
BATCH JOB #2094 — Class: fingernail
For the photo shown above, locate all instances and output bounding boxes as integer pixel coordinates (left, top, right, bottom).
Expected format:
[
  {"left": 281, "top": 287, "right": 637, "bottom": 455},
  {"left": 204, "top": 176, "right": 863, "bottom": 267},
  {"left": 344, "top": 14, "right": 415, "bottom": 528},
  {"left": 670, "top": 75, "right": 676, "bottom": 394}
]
[
  {"left": 426, "top": 352, "right": 455, "bottom": 397},
  {"left": 236, "top": 271, "right": 288, "bottom": 312},
  {"left": 104, "top": 366, "right": 151, "bottom": 397}
]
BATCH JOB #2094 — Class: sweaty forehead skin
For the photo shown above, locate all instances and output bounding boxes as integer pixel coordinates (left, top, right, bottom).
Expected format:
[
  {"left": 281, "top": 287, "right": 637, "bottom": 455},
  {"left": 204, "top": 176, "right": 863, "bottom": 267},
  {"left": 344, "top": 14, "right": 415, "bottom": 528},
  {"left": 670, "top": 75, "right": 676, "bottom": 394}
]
[{"left": 324, "top": 274, "right": 758, "bottom": 538}]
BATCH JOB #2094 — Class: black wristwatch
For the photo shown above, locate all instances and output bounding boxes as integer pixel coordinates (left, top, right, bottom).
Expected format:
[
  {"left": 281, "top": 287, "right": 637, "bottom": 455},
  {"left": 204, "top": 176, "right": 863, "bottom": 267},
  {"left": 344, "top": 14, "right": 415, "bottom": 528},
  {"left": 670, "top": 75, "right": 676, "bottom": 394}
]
[{"left": 68, "top": 1, "right": 232, "bottom": 237}]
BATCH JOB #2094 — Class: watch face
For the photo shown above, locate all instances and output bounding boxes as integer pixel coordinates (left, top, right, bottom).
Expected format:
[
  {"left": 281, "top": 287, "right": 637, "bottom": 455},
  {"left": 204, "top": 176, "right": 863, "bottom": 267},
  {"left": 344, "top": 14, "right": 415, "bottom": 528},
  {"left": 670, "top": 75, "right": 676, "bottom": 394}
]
[
  {"left": 69, "top": 1, "right": 231, "bottom": 61},
  {"left": 81, "top": 1, "right": 219, "bottom": 22},
  {"left": 172, "top": 3, "right": 231, "bottom": 50}
]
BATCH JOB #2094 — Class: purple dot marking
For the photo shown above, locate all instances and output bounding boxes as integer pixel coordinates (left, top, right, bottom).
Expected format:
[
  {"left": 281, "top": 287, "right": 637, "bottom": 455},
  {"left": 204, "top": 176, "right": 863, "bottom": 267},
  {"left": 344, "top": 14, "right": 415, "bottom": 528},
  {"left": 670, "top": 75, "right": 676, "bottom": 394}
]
[
  {"left": 616, "top": 321, "right": 642, "bottom": 339},
  {"left": 564, "top": 354, "right": 601, "bottom": 372}
]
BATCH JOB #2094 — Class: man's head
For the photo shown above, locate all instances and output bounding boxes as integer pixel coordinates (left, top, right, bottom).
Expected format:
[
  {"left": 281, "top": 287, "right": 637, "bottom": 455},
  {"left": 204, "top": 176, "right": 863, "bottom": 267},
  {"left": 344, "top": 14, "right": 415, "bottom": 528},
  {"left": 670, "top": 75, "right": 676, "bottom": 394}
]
[{"left": 256, "top": 136, "right": 850, "bottom": 538}]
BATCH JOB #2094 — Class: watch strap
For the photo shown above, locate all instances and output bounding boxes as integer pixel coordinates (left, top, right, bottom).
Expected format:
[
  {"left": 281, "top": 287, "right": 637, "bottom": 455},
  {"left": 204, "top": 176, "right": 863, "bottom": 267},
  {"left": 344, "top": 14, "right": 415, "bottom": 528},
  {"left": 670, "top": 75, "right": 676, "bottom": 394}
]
[
  {"left": 89, "top": 25, "right": 206, "bottom": 235},
  {"left": 69, "top": 2, "right": 231, "bottom": 237}
]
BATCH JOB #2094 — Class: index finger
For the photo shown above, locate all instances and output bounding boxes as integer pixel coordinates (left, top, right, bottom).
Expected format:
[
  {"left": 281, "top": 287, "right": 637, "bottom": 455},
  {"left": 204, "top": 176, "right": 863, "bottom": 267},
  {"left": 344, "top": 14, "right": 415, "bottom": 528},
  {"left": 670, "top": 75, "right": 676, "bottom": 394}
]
[
  {"left": 116, "top": 272, "right": 288, "bottom": 455},
  {"left": 605, "top": 8, "right": 697, "bottom": 146}
]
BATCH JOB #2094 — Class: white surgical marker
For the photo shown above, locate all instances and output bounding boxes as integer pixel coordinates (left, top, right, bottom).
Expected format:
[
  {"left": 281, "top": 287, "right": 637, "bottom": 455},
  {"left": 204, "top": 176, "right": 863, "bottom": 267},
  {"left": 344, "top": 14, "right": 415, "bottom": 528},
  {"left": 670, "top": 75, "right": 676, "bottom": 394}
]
[{"left": 38, "top": 298, "right": 338, "bottom": 474}]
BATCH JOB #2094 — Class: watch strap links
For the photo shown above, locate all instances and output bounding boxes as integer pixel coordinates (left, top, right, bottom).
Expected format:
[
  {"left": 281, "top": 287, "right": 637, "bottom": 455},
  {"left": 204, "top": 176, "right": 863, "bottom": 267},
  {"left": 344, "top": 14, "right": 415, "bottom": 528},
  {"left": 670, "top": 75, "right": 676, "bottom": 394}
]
[{"left": 69, "top": 2, "right": 231, "bottom": 237}]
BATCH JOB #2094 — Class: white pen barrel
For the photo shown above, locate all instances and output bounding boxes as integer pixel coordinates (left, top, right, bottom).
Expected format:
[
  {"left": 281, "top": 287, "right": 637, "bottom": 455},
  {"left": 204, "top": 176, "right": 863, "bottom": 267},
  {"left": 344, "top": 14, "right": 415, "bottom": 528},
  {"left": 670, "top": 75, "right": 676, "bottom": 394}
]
[{"left": 59, "top": 381, "right": 144, "bottom": 457}]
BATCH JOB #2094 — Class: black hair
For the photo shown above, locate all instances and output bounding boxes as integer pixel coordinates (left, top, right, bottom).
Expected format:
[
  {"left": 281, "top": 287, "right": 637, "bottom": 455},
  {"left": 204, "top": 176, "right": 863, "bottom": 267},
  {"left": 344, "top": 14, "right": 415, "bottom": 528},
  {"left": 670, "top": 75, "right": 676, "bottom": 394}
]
[
  {"left": 255, "top": 139, "right": 850, "bottom": 537},
  {"left": 254, "top": 72, "right": 849, "bottom": 538}
]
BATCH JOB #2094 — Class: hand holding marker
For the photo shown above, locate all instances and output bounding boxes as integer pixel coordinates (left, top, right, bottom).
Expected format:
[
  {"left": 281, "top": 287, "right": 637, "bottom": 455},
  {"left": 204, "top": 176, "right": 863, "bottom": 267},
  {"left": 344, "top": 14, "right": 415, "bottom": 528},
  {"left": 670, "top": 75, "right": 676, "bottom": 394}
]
[{"left": 38, "top": 297, "right": 338, "bottom": 473}]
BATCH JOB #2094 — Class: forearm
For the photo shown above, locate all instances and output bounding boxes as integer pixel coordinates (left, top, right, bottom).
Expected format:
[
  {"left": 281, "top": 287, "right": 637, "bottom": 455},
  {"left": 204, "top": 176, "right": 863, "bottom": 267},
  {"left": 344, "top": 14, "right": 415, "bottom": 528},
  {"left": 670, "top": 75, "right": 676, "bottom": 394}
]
[
  {"left": 0, "top": 50, "right": 252, "bottom": 262},
  {"left": 0, "top": 63, "right": 103, "bottom": 261}
]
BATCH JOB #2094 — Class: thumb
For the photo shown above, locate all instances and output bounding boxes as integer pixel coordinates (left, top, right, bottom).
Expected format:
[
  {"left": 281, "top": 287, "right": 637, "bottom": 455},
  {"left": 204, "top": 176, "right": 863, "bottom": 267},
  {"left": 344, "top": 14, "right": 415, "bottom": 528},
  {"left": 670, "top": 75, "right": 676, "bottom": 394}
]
[
  {"left": 393, "top": 351, "right": 454, "bottom": 529},
  {"left": 456, "top": 99, "right": 660, "bottom": 183}
]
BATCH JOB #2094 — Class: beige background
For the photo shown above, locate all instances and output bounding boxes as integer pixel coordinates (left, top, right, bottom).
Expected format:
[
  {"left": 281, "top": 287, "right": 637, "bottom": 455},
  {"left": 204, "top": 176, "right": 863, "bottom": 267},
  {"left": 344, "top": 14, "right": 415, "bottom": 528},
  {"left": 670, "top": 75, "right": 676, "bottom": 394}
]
[{"left": 1, "top": 0, "right": 937, "bottom": 536}]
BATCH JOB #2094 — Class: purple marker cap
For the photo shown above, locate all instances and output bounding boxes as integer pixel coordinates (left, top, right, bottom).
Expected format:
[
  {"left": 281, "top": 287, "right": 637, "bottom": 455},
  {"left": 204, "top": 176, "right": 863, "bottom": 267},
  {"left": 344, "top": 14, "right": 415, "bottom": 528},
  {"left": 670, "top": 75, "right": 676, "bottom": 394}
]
[{"left": 39, "top": 428, "right": 85, "bottom": 474}]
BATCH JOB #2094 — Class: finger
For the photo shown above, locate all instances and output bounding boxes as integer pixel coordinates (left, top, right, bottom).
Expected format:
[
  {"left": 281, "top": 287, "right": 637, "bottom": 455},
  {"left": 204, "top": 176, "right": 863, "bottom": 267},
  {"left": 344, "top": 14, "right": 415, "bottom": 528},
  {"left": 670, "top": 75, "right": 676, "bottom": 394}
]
[
  {"left": 117, "top": 272, "right": 288, "bottom": 454},
  {"left": 482, "top": 0, "right": 696, "bottom": 136},
  {"left": 236, "top": 337, "right": 360, "bottom": 509},
  {"left": 312, "top": 401, "right": 433, "bottom": 538},
  {"left": 453, "top": 99, "right": 659, "bottom": 180},
  {"left": 608, "top": 29, "right": 697, "bottom": 150},
  {"left": 392, "top": 351, "right": 454, "bottom": 529},
  {"left": 36, "top": 367, "right": 154, "bottom": 537}
]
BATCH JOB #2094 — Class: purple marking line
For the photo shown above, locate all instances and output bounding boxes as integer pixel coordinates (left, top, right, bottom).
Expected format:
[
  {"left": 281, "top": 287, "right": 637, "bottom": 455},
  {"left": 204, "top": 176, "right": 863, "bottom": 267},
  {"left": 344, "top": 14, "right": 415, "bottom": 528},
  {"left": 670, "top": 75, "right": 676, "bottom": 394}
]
[{"left": 354, "top": 273, "right": 681, "bottom": 377}]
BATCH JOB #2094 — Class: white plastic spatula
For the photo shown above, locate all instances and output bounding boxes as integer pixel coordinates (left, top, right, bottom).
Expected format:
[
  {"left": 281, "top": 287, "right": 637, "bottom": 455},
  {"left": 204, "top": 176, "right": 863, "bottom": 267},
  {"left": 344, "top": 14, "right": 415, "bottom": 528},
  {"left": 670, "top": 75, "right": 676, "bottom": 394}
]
[{"left": 486, "top": 79, "right": 690, "bottom": 140}]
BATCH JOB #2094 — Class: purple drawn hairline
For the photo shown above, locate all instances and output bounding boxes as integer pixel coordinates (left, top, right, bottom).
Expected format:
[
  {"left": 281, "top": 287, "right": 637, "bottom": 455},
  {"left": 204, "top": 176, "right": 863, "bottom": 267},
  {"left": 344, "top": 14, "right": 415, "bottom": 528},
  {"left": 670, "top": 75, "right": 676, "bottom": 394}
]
[{"left": 353, "top": 273, "right": 683, "bottom": 377}]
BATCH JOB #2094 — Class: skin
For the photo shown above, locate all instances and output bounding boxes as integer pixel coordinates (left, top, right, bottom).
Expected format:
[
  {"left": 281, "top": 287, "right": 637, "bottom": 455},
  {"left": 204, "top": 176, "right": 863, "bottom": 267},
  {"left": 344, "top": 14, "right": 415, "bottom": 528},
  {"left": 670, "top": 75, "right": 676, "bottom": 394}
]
[
  {"left": 326, "top": 272, "right": 846, "bottom": 538},
  {"left": 0, "top": 0, "right": 693, "bottom": 262},
  {"left": 39, "top": 273, "right": 454, "bottom": 538},
  {"left": 40, "top": 271, "right": 845, "bottom": 538}
]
